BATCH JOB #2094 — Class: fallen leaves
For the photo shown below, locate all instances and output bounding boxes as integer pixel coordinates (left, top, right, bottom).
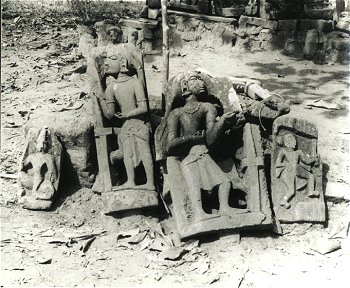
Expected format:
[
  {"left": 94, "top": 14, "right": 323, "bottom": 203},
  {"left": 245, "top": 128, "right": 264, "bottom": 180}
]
[
  {"left": 305, "top": 99, "right": 343, "bottom": 110},
  {"left": 159, "top": 246, "right": 187, "bottom": 261},
  {"left": 53, "top": 100, "right": 84, "bottom": 112}
]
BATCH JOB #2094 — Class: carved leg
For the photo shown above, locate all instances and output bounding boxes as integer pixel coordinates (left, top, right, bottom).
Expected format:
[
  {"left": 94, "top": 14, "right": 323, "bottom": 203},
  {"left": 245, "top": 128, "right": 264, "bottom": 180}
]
[
  {"left": 110, "top": 149, "right": 123, "bottom": 164},
  {"left": 280, "top": 177, "right": 295, "bottom": 209},
  {"left": 32, "top": 171, "right": 44, "bottom": 193},
  {"left": 307, "top": 173, "right": 320, "bottom": 198},
  {"left": 120, "top": 144, "right": 136, "bottom": 189},
  {"left": 137, "top": 139, "right": 155, "bottom": 190},
  {"left": 219, "top": 181, "right": 250, "bottom": 214},
  {"left": 35, "top": 180, "right": 55, "bottom": 200},
  {"left": 218, "top": 181, "right": 232, "bottom": 213},
  {"left": 188, "top": 186, "right": 208, "bottom": 222}
]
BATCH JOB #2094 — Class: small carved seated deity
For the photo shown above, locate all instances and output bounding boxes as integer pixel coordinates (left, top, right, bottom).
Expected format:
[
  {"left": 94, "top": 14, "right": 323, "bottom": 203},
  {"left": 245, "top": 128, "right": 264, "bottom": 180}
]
[{"left": 18, "top": 127, "right": 62, "bottom": 210}]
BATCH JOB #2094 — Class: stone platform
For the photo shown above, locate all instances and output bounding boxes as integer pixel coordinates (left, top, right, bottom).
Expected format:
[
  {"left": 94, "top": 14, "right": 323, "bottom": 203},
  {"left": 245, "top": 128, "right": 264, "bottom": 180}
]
[{"left": 117, "top": 9, "right": 349, "bottom": 63}]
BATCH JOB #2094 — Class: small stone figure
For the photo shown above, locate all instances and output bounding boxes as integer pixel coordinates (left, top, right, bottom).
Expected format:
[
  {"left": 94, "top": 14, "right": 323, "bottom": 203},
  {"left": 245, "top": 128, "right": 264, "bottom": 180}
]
[
  {"left": 103, "top": 53, "right": 155, "bottom": 191},
  {"left": 166, "top": 71, "right": 247, "bottom": 221},
  {"left": 18, "top": 127, "right": 62, "bottom": 210},
  {"left": 271, "top": 116, "right": 325, "bottom": 222},
  {"left": 94, "top": 20, "right": 123, "bottom": 47},
  {"left": 276, "top": 133, "right": 320, "bottom": 209}
]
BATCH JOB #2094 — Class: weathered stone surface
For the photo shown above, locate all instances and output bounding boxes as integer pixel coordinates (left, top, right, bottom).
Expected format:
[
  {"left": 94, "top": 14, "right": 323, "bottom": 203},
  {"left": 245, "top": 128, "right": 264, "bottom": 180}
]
[
  {"left": 25, "top": 104, "right": 95, "bottom": 188},
  {"left": 22, "top": 197, "right": 53, "bottom": 210},
  {"left": 119, "top": 18, "right": 158, "bottom": 30},
  {"left": 18, "top": 127, "right": 62, "bottom": 210},
  {"left": 155, "top": 71, "right": 280, "bottom": 238},
  {"left": 94, "top": 20, "right": 122, "bottom": 47},
  {"left": 299, "top": 19, "right": 334, "bottom": 32},
  {"left": 271, "top": 116, "right": 326, "bottom": 223},
  {"left": 90, "top": 43, "right": 158, "bottom": 213},
  {"left": 239, "top": 15, "right": 278, "bottom": 30},
  {"left": 166, "top": 11, "right": 238, "bottom": 49},
  {"left": 304, "top": 1, "right": 335, "bottom": 20},
  {"left": 304, "top": 29, "right": 320, "bottom": 59},
  {"left": 215, "top": 7, "right": 245, "bottom": 17},
  {"left": 278, "top": 19, "right": 298, "bottom": 31},
  {"left": 102, "top": 190, "right": 159, "bottom": 213},
  {"left": 325, "top": 32, "right": 350, "bottom": 63},
  {"left": 260, "top": 0, "right": 304, "bottom": 20},
  {"left": 168, "top": 0, "right": 211, "bottom": 14},
  {"left": 77, "top": 25, "right": 97, "bottom": 58}
]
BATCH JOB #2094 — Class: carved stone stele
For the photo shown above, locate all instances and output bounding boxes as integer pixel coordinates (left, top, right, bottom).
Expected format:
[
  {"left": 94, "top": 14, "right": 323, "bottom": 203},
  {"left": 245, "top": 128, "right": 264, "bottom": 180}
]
[
  {"left": 271, "top": 116, "right": 325, "bottom": 222},
  {"left": 90, "top": 44, "right": 158, "bottom": 213},
  {"left": 18, "top": 127, "right": 62, "bottom": 210},
  {"left": 155, "top": 71, "right": 280, "bottom": 238}
]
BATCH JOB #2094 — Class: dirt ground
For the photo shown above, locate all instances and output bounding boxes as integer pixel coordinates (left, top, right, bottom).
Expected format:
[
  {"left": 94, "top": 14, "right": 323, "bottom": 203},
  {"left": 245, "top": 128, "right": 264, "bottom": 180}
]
[{"left": 1, "top": 11, "right": 350, "bottom": 288}]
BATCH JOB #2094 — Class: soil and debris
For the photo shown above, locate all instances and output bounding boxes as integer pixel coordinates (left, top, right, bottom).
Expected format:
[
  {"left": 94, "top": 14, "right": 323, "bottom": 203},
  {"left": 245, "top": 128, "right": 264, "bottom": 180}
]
[{"left": 1, "top": 3, "right": 350, "bottom": 288}]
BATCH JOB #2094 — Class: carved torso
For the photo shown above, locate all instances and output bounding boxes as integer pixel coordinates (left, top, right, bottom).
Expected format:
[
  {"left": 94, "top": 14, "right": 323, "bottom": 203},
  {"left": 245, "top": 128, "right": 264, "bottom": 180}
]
[
  {"left": 111, "top": 76, "right": 140, "bottom": 114},
  {"left": 171, "top": 102, "right": 213, "bottom": 137}
]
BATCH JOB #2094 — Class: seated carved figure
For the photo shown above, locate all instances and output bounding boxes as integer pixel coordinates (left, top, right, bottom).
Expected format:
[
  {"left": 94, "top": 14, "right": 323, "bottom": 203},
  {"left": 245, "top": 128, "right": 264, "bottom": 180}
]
[
  {"left": 155, "top": 70, "right": 288, "bottom": 238},
  {"left": 165, "top": 72, "right": 247, "bottom": 221},
  {"left": 18, "top": 127, "right": 62, "bottom": 210}
]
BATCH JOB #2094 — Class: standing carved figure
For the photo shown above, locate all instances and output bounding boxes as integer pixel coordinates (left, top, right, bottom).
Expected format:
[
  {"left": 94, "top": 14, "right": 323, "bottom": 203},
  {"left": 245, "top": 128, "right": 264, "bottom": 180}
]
[
  {"left": 276, "top": 133, "right": 320, "bottom": 209},
  {"left": 102, "top": 52, "right": 155, "bottom": 191},
  {"left": 166, "top": 71, "right": 246, "bottom": 221},
  {"left": 271, "top": 116, "right": 325, "bottom": 222}
]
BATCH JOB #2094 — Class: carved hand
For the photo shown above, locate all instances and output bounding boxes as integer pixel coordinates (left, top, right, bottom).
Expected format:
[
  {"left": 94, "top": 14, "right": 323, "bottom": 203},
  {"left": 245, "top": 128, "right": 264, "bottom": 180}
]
[
  {"left": 192, "top": 130, "right": 205, "bottom": 142},
  {"left": 114, "top": 112, "right": 127, "bottom": 119},
  {"left": 222, "top": 110, "right": 240, "bottom": 125}
]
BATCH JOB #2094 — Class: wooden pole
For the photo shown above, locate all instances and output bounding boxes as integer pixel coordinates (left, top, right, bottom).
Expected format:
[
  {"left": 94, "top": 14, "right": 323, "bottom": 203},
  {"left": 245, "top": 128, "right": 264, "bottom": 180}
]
[{"left": 161, "top": 0, "right": 169, "bottom": 113}]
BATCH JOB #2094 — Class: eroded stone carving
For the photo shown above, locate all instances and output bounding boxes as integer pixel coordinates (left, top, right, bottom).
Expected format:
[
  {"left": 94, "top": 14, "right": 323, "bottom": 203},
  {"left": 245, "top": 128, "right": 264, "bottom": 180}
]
[
  {"left": 18, "top": 127, "right": 62, "bottom": 210},
  {"left": 155, "top": 71, "right": 288, "bottom": 238},
  {"left": 271, "top": 116, "right": 325, "bottom": 222},
  {"left": 168, "top": 0, "right": 212, "bottom": 14},
  {"left": 91, "top": 45, "right": 158, "bottom": 213},
  {"left": 94, "top": 20, "right": 123, "bottom": 47}
]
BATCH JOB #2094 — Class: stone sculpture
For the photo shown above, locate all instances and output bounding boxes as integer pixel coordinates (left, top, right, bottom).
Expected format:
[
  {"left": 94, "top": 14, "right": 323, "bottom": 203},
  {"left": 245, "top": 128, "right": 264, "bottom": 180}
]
[
  {"left": 91, "top": 46, "right": 158, "bottom": 213},
  {"left": 165, "top": 72, "right": 248, "bottom": 221},
  {"left": 94, "top": 20, "right": 123, "bottom": 47},
  {"left": 214, "top": 0, "right": 255, "bottom": 17},
  {"left": 155, "top": 71, "right": 289, "bottom": 238},
  {"left": 18, "top": 127, "right": 62, "bottom": 210},
  {"left": 168, "top": 0, "right": 212, "bottom": 14},
  {"left": 260, "top": 0, "right": 304, "bottom": 20},
  {"left": 103, "top": 53, "right": 155, "bottom": 191},
  {"left": 271, "top": 116, "right": 325, "bottom": 222}
]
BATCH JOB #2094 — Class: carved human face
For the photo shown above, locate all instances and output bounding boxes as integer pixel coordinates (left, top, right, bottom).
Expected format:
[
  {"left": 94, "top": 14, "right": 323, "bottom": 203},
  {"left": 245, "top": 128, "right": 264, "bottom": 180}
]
[
  {"left": 283, "top": 134, "right": 297, "bottom": 149},
  {"left": 187, "top": 74, "right": 207, "bottom": 96},
  {"left": 104, "top": 54, "right": 121, "bottom": 75}
]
